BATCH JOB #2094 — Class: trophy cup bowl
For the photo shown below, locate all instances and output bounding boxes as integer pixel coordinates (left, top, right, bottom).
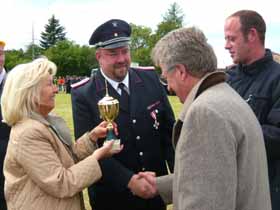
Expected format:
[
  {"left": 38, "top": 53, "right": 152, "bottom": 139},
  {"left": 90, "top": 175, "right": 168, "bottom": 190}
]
[{"left": 98, "top": 95, "right": 120, "bottom": 150}]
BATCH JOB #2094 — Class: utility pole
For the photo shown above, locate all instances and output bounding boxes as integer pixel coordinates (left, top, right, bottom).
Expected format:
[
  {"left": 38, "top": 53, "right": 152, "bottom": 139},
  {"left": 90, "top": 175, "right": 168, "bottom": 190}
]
[{"left": 32, "top": 22, "right": 35, "bottom": 60}]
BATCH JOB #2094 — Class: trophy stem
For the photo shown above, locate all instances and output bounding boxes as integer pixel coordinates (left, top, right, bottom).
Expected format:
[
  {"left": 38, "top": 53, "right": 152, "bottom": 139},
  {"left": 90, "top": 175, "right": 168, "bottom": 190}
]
[
  {"left": 106, "top": 123, "right": 116, "bottom": 141},
  {"left": 105, "top": 123, "right": 121, "bottom": 150}
]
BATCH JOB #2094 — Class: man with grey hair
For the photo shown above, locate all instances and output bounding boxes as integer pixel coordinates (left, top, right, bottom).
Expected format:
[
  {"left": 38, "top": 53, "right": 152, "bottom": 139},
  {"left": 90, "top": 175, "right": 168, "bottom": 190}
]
[{"left": 137, "top": 27, "right": 271, "bottom": 210}]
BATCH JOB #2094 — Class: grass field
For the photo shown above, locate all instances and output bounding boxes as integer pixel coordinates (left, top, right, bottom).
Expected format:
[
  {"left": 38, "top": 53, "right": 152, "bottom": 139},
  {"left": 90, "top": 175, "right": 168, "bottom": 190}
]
[{"left": 54, "top": 93, "right": 182, "bottom": 210}]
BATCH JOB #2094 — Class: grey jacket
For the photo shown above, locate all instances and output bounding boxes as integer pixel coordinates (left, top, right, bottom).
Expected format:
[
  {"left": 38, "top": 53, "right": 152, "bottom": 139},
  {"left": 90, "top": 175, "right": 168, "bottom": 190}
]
[{"left": 157, "top": 72, "right": 271, "bottom": 210}]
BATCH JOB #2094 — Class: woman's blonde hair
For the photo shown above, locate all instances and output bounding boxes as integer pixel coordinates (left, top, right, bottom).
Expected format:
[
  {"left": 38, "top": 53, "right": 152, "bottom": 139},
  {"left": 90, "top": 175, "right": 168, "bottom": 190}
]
[{"left": 1, "top": 58, "right": 57, "bottom": 126}]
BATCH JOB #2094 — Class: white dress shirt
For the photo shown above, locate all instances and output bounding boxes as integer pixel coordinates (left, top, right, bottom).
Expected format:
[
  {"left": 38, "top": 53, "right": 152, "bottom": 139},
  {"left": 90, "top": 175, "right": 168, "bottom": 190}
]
[{"left": 100, "top": 68, "right": 129, "bottom": 95}]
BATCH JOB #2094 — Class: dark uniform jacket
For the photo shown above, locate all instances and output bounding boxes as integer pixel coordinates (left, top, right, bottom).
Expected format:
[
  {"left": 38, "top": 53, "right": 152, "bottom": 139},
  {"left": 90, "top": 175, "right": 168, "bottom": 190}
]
[
  {"left": 227, "top": 49, "right": 280, "bottom": 210},
  {"left": 0, "top": 73, "right": 10, "bottom": 210},
  {"left": 71, "top": 68, "right": 175, "bottom": 210}
]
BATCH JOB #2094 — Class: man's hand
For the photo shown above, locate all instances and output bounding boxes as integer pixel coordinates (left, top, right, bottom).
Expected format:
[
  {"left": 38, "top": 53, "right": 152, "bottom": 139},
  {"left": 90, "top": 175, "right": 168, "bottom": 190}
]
[
  {"left": 138, "top": 171, "right": 157, "bottom": 187},
  {"left": 127, "top": 174, "right": 157, "bottom": 199}
]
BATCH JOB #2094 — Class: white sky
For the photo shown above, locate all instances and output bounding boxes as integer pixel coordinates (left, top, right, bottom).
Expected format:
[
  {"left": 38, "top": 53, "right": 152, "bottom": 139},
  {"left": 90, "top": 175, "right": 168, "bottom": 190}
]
[{"left": 0, "top": 0, "right": 280, "bottom": 68}]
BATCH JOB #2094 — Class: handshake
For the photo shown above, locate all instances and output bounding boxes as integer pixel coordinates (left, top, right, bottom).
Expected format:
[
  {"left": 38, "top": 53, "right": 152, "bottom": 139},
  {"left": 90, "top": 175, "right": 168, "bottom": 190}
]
[{"left": 127, "top": 171, "right": 158, "bottom": 199}]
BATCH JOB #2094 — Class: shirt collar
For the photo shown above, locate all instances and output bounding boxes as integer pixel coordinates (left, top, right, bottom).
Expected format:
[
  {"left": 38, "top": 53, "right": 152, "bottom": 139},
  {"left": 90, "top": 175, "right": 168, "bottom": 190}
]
[
  {"left": 0, "top": 68, "right": 6, "bottom": 85},
  {"left": 237, "top": 49, "right": 273, "bottom": 74},
  {"left": 178, "top": 71, "right": 226, "bottom": 121},
  {"left": 100, "top": 68, "right": 129, "bottom": 94}
]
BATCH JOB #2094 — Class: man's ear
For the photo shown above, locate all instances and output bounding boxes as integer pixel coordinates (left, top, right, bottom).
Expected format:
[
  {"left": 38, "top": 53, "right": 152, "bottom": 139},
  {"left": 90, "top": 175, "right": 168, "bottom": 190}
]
[
  {"left": 247, "top": 28, "right": 258, "bottom": 43},
  {"left": 176, "top": 64, "right": 188, "bottom": 80},
  {"left": 95, "top": 49, "right": 101, "bottom": 61}
]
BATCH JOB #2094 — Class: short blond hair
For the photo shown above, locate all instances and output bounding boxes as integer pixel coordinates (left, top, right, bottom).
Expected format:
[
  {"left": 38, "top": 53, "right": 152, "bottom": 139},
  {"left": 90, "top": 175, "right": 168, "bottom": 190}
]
[
  {"left": 1, "top": 58, "right": 57, "bottom": 126},
  {"left": 0, "top": 41, "right": 5, "bottom": 47}
]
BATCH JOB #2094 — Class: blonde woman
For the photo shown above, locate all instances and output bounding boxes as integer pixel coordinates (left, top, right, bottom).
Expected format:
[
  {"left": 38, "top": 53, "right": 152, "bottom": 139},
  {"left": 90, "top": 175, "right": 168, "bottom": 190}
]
[{"left": 1, "top": 58, "right": 122, "bottom": 210}]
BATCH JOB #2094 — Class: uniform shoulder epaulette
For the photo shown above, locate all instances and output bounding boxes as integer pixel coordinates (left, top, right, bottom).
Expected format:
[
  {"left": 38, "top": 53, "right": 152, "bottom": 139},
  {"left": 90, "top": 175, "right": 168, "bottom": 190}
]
[
  {"left": 134, "top": 66, "right": 155, "bottom": 71},
  {"left": 71, "top": 77, "right": 90, "bottom": 89}
]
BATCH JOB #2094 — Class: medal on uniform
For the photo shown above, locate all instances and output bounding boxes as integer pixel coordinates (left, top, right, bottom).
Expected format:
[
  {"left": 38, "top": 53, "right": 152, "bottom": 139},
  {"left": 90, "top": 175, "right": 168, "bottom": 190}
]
[
  {"left": 246, "top": 94, "right": 253, "bottom": 103},
  {"left": 150, "top": 109, "right": 159, "bottom": 130}
]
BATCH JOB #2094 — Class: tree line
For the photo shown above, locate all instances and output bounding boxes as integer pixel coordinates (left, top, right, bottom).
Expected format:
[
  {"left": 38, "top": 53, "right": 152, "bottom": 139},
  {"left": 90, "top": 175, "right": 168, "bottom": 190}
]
[{"left": 5, "top": 2, "right": 184, "bottom": 76}]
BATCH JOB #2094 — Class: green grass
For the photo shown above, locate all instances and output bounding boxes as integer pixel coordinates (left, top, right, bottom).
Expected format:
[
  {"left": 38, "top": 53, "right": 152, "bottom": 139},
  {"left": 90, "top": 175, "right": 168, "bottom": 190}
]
[
  {"left": 54, "top": 93, "right": 74, "bottom": 137},
  {"left": 54, "top": 93, "right": 182, "bottom": 210},
  {"left": 168, "top": 96, "right": 182, "bottom": 119}
]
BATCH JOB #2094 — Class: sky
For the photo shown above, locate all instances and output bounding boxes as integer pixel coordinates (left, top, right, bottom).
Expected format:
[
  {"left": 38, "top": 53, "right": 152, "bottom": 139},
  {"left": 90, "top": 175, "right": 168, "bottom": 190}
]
[{"left": 1, "top": 0, "right": 280, "bottom": 68}]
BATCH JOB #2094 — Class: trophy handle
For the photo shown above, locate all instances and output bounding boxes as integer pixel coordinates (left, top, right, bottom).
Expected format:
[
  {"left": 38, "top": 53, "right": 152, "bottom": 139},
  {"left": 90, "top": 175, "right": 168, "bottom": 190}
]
[{"left": 106, "top": 122, "right": 117, "bottom": 141}]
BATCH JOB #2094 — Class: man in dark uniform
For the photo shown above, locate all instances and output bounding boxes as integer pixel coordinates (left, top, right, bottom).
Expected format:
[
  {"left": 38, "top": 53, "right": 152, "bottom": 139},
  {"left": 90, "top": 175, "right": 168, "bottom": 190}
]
[
  {"left": 71, "top": 19, "right": 175, "bottom": 210},
  {"left": 0, "top": 40, "right": 10, "bottom": 210},
  {"left": 225, "top": 10, "right": 280, "bottom": 209}
]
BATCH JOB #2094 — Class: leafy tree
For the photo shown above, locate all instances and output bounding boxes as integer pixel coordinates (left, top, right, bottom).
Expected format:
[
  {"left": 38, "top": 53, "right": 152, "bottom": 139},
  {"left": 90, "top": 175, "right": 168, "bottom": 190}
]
[
  {"left": 154, "top": 2, "right": 184, "bottom": 42},
  {"left": 25, "top": 43, "right": 43, "bottom": 60},
  {"left": 5, "top": 41, "right": 97, "bottom": 76},
  {"left": 5, "top": 4, "right": 187, "bottom": 75},
  {"left": 5, "top": 49, "right": 31, "bottom": 70},
  {"left": 130, "top": 24, "right": 152, "bottom": 50},
  {"left": 130, "top": 3, "right": 185, "bottom": 67},
  {"left": 130, "top": 24, "right": 153, "bottom": 66},
  {"left": 44, "top": 40, "right": 97, "bottom": 76},
  {"left": 40, "top": 15, "right": 67, "bottom": 50}
]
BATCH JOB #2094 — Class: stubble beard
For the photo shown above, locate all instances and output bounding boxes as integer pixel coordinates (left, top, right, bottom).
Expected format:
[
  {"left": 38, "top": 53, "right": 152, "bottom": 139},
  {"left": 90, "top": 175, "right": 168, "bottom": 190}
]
[{"left": 113, "top": 63, "right": 129, "bottom": 81}]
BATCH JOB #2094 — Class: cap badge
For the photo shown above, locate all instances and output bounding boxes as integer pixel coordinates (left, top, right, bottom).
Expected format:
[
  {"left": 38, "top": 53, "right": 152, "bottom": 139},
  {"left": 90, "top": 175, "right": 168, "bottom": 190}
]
[{"left": 112, "top": 21, "right": 118, "bottom": 27}]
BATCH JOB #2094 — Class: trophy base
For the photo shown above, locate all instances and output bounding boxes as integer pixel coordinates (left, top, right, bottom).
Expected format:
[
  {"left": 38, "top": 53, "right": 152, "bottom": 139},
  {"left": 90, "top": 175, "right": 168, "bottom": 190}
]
[{"left": 104, "top": 139, "right": 121, "bottom": 151}]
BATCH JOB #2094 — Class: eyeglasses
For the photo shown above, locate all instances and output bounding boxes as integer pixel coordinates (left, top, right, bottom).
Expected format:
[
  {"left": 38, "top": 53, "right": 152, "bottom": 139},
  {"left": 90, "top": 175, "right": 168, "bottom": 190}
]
[
  {"left": 159, "top": 75, "right": 168, "bottom": 86},
  {"left": 103, "top": 47, "right": 130, "bottom": 57}
]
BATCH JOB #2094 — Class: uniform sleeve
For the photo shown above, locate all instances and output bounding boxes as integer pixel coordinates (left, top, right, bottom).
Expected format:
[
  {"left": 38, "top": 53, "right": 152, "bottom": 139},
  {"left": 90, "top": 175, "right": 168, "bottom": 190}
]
[
  {"left": 98, "top": 158, "right": 134, "bottom": 191},
  {"left": 176, "top": 105, "right": 237, "bottom": 210},
  {"left": 159, "top": 83, "right": 175, "bottom": 172},
  {"left": 16, "top": 128, "right": 102, "bottom": 198},
  {"left": 71, "top": 88, "right": 95, "bottom": 139}
]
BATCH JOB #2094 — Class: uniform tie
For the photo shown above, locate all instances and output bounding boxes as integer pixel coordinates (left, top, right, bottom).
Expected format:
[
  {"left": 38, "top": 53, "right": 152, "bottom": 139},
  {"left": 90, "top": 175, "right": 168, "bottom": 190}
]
[{"left": 118, "top": 83, "right": 130, "bottom": 110}]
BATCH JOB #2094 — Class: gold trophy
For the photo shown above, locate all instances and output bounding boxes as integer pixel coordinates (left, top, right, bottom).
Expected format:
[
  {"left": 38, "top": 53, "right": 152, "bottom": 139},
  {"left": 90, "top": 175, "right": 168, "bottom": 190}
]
[{"left": 98, "top": 80, "right": 120, "bottom": 150}]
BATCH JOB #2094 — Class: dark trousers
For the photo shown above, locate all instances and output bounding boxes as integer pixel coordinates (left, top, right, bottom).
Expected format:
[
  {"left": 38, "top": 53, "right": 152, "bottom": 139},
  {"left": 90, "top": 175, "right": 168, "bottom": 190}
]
[
  {"left": 88, "top": 187, "right": 166, "bottom": 210},
  {"left": 0, "top": 139, "right": 8, "bottom": 210}
]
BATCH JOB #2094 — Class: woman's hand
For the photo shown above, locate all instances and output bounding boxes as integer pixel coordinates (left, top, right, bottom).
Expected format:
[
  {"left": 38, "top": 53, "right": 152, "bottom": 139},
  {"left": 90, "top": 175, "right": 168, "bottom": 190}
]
[
  {"left": 92, "top": 141, "right": 123, "bottom": 160},
  {"left": 89, "top": 121, "right": 118, "bottom": 142}
]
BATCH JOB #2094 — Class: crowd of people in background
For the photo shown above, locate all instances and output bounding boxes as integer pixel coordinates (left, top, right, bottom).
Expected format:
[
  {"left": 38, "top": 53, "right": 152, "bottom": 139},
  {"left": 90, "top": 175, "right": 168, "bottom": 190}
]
[{"left": 53, "top": 75, "right": 88, "bottom": 94}]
